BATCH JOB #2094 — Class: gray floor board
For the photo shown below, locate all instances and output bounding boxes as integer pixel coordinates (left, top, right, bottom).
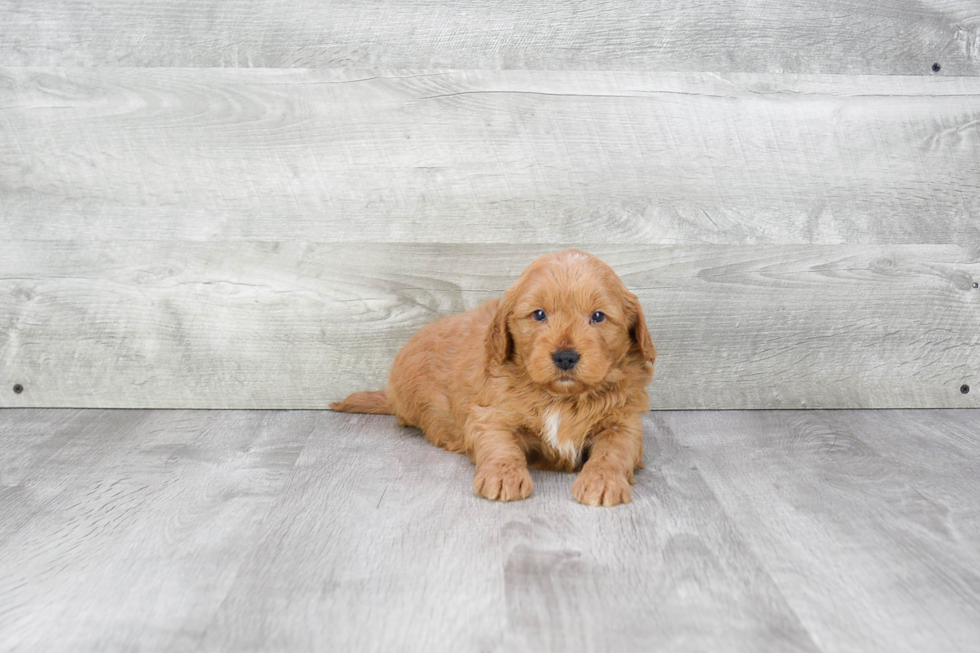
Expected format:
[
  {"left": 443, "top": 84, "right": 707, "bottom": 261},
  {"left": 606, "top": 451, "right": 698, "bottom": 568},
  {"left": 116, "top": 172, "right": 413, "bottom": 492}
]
[
  {"left": 663, "top": 410, "right": 980, "bottom": 652},
  {"left": 824, "top": 410, "right": 980, "bottom": 566},
  {"left": 200, "top": 412, "right": 513, "bottom": 652},
  {"left": 202, "top": 413, "right": 815, "bottom": 653},
  {"left": 0, "top": 409, "right": 318, "bottom": 652},
  {"left": 0, "top": 409, "right": 978, "bottom": 651}
]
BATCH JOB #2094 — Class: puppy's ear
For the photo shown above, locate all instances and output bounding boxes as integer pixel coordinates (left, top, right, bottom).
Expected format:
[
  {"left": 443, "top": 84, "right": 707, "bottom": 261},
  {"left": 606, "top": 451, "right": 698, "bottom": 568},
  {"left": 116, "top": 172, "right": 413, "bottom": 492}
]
[
  {"left": 624, "top": 291, "right": 656, "bottom": 365},
  {"left": 485, "top": 295, "right": 514, "bottom": 371}
]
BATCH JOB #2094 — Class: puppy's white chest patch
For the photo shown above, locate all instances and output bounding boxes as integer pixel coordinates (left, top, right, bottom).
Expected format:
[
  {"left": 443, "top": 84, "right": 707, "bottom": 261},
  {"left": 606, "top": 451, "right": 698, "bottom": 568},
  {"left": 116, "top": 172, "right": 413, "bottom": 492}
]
[{"left": 541, "top": 407, "right": 581, "bottom": 467}]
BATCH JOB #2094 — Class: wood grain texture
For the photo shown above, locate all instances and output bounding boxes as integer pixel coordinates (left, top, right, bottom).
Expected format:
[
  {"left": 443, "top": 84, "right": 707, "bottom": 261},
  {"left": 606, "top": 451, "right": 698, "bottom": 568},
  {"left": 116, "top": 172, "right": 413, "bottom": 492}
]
[
  {"left": 0, "top": 0, "right": 978, "bottom": 74},
  {"left": 3, "top": 68, "right": 980, "bottom": 244},
  {"left": 664, "top": 409, "right": 980, "bottom": 652},
  {"left": 202, "top": 411, "right": 816, "bottom": 653},
  {"left": 824, "top": 410, "right": 980, "bottom": 551},
  {"left": 2, "top": 408, "right": 979, "bottom": 651},
  {"left": 0, "top": 409, "right": 317, "bottom": 651},
  {"left": 1, "top": 242, "right": 977, "bottom": 410}
]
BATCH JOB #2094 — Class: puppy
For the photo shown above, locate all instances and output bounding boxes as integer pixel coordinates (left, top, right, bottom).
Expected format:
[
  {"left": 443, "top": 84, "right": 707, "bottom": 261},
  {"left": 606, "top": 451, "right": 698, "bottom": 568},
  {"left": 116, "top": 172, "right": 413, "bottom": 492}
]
[{"left": 331, "top": 249, "right": 656, "bottom": 506}]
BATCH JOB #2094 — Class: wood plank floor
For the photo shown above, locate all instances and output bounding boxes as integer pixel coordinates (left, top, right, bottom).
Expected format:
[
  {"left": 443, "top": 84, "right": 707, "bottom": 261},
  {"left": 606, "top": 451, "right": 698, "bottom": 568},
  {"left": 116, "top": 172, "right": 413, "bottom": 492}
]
[{"left": 1, "top": 409, "right": 978, "bottom": 652}]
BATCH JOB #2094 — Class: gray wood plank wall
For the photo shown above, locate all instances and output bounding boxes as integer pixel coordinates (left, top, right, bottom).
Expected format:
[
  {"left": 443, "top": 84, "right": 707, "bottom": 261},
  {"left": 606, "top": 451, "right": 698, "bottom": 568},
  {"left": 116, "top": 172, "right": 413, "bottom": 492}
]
[
  {"left": 1, "top": 2, "right": 979, "bottom": 409},
  {"left": 2, "top": 1, "right": 979, "bottom": 74}
]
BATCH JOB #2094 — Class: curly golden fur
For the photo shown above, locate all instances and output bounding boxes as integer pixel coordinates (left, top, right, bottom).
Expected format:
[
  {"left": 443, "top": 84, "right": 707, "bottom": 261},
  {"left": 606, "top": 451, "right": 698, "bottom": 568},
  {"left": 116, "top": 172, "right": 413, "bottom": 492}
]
[{"left": 331, "top": 249, "right": 656, "bottom": 506}]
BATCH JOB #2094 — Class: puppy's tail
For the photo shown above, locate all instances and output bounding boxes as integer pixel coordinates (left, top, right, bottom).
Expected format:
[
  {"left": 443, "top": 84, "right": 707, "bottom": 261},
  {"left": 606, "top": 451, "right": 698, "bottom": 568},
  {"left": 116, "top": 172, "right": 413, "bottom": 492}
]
[{"left": 330, "top": 390, "right": 393, "bottom": 415}]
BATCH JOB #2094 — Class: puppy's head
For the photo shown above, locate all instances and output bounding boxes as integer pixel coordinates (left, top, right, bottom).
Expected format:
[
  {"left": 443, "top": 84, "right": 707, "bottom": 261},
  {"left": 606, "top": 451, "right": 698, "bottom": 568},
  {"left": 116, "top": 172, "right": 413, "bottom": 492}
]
[{"left": 486, "top": 249, "right": 655, "bottom": 395}]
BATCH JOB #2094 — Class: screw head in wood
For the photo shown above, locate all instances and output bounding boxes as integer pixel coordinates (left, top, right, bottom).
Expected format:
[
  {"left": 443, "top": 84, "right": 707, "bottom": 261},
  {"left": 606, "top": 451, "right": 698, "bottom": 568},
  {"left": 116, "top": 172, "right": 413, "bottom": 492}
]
[
  {"left": 962, "top": 384, "right": 971, "bottom": 394},
  {"left": 13, "top": 384, "right": 24, "bottom": 394},
  {"left": 932, "top": 63, "right": 941, "bottom": 72}
]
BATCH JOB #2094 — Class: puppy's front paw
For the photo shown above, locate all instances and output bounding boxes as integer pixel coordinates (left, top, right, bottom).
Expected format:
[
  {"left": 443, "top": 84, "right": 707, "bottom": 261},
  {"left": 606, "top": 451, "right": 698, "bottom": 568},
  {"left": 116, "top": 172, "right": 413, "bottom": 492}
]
[
  {"left": 572, "top": 469, "right": 631, "bottom": 507},
  {"left": 473, "top": 463, "right": 533, "bottom": 502}
]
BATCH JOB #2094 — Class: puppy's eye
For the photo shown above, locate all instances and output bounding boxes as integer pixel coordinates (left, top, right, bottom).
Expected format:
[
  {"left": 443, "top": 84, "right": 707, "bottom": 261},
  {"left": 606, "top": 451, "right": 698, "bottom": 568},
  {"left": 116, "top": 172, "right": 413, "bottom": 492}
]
[
  {"left": 590, "top": 311, "right": 606, "bottom": 324},
  {"left": 532, "top": 309, "right": 547, "bottom": 322}
]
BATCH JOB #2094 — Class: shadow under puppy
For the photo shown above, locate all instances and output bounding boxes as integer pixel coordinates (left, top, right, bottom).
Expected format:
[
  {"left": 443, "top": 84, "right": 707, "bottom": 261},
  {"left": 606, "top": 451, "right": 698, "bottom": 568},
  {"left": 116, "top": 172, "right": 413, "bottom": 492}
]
[{"left": 332, "top": 249, "right": 656, "bottom": 507}]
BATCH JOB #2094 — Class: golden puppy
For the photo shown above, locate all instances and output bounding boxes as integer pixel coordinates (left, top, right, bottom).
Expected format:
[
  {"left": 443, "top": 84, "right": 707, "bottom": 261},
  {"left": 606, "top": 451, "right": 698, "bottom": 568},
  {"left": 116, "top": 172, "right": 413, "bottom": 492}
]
[{"left": 331, "top": 249, "right": 656, "bottom": 506}]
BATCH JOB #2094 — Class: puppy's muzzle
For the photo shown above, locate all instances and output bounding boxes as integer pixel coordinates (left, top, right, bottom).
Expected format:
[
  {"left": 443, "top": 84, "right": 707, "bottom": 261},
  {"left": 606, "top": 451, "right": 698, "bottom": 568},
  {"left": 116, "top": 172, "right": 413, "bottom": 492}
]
[{"left": 552, "top": 349, "right": 580, "bottom": 371}]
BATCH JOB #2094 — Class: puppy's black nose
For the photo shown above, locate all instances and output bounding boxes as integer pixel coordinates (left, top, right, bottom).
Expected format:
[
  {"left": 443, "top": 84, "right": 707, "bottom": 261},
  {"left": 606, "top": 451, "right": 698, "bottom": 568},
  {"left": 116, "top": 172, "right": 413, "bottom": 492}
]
[{"left": 552, "top": 349, "right": 580, "bottom": 371}]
